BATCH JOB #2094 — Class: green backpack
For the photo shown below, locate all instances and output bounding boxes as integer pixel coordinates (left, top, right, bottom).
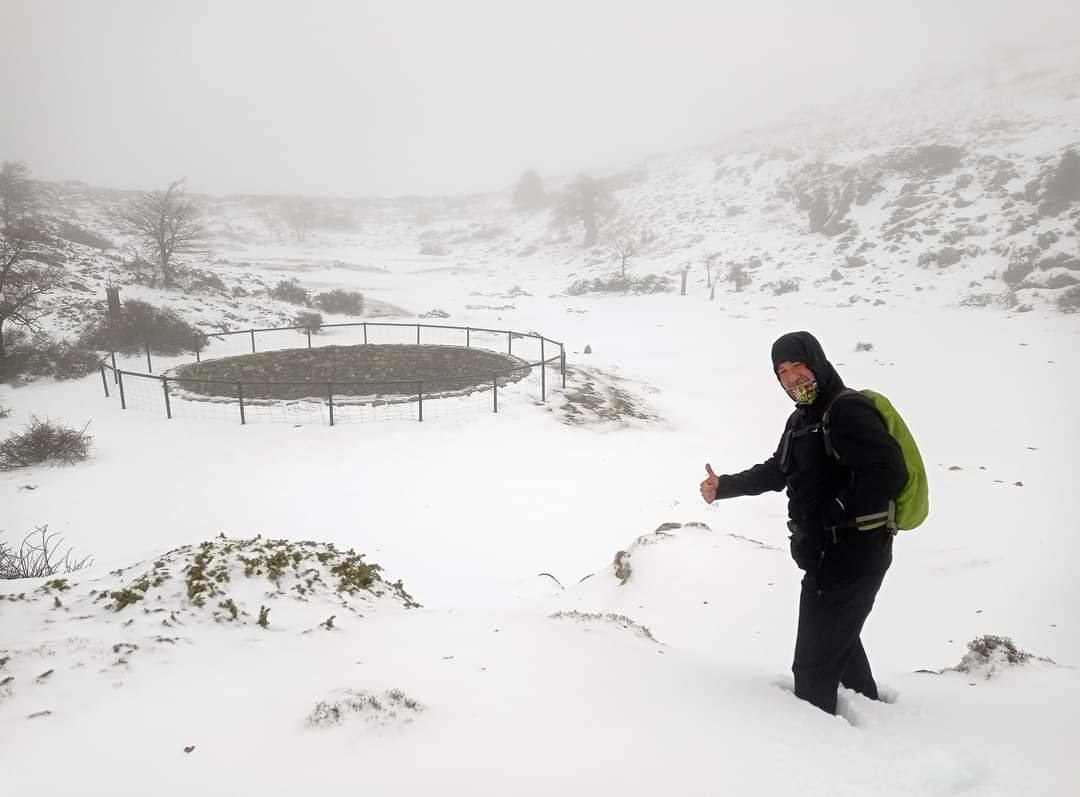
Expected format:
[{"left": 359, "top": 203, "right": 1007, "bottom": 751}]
[{"left": 823, "top": 389, "right": 929, "bottom": 531}]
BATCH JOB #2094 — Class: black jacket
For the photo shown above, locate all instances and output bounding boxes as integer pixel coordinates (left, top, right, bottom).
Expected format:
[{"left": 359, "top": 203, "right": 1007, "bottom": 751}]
[{"left": 715, "top": 332, "right": 908, "bottom": 543}]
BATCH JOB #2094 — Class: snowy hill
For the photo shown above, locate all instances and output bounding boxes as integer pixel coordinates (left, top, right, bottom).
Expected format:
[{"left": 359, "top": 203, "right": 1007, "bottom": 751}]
[{"left": 2, "top": 46, "right": 1080, "bottom": 795}]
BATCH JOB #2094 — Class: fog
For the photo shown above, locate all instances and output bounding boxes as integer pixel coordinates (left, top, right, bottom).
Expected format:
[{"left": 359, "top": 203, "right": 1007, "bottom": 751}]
[{"left": 2, "top": 0, "right": 1077, "bottom": 197}]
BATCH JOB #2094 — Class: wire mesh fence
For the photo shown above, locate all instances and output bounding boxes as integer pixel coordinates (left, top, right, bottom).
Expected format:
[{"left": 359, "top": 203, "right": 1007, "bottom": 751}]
[{"left": 101, "top": 321, "right": 565, "bottom": 427}]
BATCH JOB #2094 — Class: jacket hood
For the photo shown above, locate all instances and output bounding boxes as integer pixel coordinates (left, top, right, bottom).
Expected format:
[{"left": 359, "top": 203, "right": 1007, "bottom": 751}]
[{"left": 770, "top": 331, "right": 844, "bottom": 406}]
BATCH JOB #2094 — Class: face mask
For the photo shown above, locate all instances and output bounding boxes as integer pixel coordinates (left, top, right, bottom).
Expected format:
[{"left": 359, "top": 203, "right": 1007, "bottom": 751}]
[{"left": 787, "top": 379, "right": 818, "bottom": 405}]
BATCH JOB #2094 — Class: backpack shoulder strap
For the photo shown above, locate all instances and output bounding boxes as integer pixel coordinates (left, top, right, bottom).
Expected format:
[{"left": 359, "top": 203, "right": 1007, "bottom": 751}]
[{"left": 821, "top": 388, "right": 867, "bottom": 459}]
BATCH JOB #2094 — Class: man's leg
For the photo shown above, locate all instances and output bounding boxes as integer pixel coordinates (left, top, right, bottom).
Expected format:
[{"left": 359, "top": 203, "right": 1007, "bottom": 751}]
[
  {"left": 792, "top": 571, "right": 885, "bottom": 715},
  {"left": 839, "top": 637, "right": 879, "bottom": 700}
]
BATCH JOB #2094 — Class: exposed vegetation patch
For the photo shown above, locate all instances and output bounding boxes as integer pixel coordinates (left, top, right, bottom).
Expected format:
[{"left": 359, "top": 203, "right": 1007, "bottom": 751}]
[
  {"left": 93, "top": 536, "right": 420, "bottom": 626},
  {"left": 555, "top": 366, "right": 660, "bottom": 426},
  {"left": 550, "top": 610, "right": 659, "bottom": 643},
  {"left": 949, "top": 635, "right": 1058, "bottom": 679},
  {"left": 306, "top": 688, "right": 423, "bottom": 729}
]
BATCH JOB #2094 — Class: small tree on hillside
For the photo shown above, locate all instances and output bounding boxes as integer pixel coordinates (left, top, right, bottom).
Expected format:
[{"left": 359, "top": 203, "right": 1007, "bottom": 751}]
[
  {"left": 611, "top": 234, "right": 640, "bottom": 279},
  {"left": 552, "top": 174, "right": 616, "bottom": 247},
  {"left": 0, "top": 161, "right": 38, "bottom": 234},
  {"left": 281, "top": 197, "right": 318, "bottom": 242},
  {"left": 727, "top": 261, "right": 752, "bottom": 292},
  {"left": 512, "top": 169, "right": 546, "bottom": 211},
  {"left": 114, "top": 179, "right": 206, "bottom": 287},
  {"left": 0, "top": 231, "right": 63, "bottom": 366}
]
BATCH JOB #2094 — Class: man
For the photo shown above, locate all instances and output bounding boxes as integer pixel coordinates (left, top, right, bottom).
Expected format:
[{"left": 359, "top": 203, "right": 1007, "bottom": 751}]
[{"left": 699, "top": 331, "right": 908, "bottom": 716}]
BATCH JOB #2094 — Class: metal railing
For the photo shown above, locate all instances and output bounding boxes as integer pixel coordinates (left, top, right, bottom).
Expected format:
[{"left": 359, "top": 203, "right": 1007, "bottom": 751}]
[{"left": 99, "top": 321, "right": 567, "bottom": 426}]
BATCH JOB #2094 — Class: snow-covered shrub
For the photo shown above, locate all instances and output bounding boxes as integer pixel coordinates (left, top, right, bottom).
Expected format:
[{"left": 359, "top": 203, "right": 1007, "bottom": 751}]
[
  {"left": 950, "top": 635, "right": 1056, "bottom": 679},
  {"left": 567, "top": 274, "right": 672, "bottom": 296},
  {"left": 80, "top": 299, "right": 205, "bottom": 355},
  {"left": 0, "top": 334, "right": 100, "bottom": 381},
  {"left": 0, "top": 417, "right": 92, "bottom": 469},
  {"left": 294, "top": 310, "right": 323, "bottom": 333},
  {"left": 0, "top": 399, "right": 8, "bottom": 418},
  {"left": 314, "top": 289, "right": 364, "bottom": 315},
  {"left": 766, "top": 278, "right": 800, "bottom": 296},
  {"left": 270, "top": 278, "right": 310, "bottom": 305},
  {"left": 855, "top": 341, "right": 874, "bottom": 352}
]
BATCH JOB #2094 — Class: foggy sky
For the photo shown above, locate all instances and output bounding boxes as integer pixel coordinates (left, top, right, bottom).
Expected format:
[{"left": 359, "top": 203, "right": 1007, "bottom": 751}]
[{"left": 2, "top": 0, "right": 1077, "bottom": 198}]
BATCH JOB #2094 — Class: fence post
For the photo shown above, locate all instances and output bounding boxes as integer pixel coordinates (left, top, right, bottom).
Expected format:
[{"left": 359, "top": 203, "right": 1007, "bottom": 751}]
[
  {"left": 111, "top": 352, "right": 119, "bottom": 384},
  {"left": 541, "top": 338, "right": 546, "bottom": 402},
  {"left": 561, "top": 345, "right": 566, "bottom": 388},
  {"left": 307, "top": 327, "right": 312, "bottom": 349},
  {"left": 508, "top": 331, "right": 512, "bottom": 355},
  {"left": 418, "top": 381, "right": 423, "bottom": 422},
  {"left": 328, "top": 382, "right": 334, "bottom": 426},
  {"left": 118, "top": 370, "right": 127, "bottom": 410},
  {"left": 250, "top": 329, "right": 256, "bottom": 354},
  {"left": 417, "top": 324, "right": 421, "bottom": 345},
  {"left": 363, "top": 323, "right": 368, "bottom": 344},
  {"left": 100, "top": 364, "right": 110, "bottom": 397},
  {"left": 466, "top": 327, "right": 471, "bottom": 348},
  {"left": 145, "top": 343, "right": 153, "bottom": 374},
  {"left": 162, "top": 378, "right": 172, "bottom": 419},
  {"left": 493, "top": 373, "right": 498, "bottom": 414},
  {"left": 238, "top": 382, "right": 246, "bottom": 425},
  {"left": 195, "top": 338, "right": 201, "bottom": 363}
]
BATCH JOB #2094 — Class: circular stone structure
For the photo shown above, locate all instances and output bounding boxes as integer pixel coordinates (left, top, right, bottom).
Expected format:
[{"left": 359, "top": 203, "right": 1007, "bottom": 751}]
[{"left": 170, "top": 344, "right": 530, "bottom": 401}]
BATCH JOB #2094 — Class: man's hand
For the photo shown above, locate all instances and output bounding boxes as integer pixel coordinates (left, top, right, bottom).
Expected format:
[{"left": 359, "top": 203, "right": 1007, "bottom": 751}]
[{"left": 700, "top": 463, "right": 720, "bottom": 504}]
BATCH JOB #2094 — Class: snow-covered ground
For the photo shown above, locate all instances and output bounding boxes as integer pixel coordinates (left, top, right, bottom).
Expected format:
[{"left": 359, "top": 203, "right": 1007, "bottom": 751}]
[{"left": 3, "top": 258, "right": 1079, "bottom": 794}]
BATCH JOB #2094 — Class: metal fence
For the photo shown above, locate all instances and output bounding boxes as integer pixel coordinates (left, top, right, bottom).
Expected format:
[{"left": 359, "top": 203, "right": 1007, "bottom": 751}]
[{"left": 99, "top": 321, "right": 566, "bottom": 426}]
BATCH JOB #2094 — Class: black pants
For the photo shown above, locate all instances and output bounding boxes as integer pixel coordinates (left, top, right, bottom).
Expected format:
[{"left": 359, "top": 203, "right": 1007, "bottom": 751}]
[{"left": 792, "top": 531, "right": 892, "bottom": 715}]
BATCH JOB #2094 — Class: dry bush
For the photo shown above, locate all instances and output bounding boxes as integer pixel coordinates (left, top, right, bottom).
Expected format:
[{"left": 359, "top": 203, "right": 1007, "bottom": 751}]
[
  {"left": 0, "top": 416, "right": 92, "bottom": 469},
  {"left": 0, "top": 525, "right": 93, "bottom": 579}
]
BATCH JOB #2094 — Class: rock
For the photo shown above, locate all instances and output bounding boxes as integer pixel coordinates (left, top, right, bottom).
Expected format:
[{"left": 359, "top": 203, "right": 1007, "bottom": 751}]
[
  {"left": 418, "top": 309, "right": 450, "bottom": 319},
  {"left": 844, "top": 255, "right": 867, "bottom": 268},
  {"left": 937, "top": 247, "right": 963, "bottom": 267},
  {"left": 1038, "top": 252, "right": 1078, "bottom": 271},
  {"left": 954, "top": 198, "right": 974, "bottom": 209},
  {"left": 955, "top": 174, "right": 974, "bottom": 190},
  {"left": 1009, "top": 217, "right": 1035, "bottom": 235},
  {"left": 1046, "top": 273, "right": 1080, "bottom": 289},
  {"left": 830, "top": 268, "right": 843, "bottom": 281},
  {"left": 1041, "top": 149, "right": 1080, "bottom": 216}
]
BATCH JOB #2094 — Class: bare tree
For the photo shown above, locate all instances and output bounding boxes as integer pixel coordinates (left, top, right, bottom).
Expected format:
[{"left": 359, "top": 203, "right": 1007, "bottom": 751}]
[
  {"left": 114, "top": 179, "right": 206, "bottom": 287},
  {"left": 257, "top": 207, "right": 286, "bottom": 242},
  {"left": 702, "top": 251, "right": 721, "bottom": 288},
  {"left": 611, "top": 234, "right": 641, "bottom": 279},
  {"left": 0, "top": 161, "right": 36, "bottom": 234},
  {"left": 281, "top": 197, "right": 318, "bottom": 242},
  {"left": 0, "top": 229, "right": 63, "bottom": 364}
]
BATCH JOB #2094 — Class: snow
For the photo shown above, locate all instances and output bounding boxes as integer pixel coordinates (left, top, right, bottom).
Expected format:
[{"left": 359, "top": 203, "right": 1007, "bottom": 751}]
[
  {"left": 2, "top": 49, "right": 1080, "bottom": 797},
  {"left": 3, "top": 279, "right": 1079, "bottom": 794}
]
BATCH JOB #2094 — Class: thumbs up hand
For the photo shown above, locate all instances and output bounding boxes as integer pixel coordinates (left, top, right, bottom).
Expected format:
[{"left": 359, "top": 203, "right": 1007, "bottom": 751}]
[{"left": 700, "top": 463, "right": 720, "bottom": 504}]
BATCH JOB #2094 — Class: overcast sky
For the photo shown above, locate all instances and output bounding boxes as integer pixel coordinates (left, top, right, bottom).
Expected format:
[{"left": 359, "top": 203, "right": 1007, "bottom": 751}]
[{"left": 1, "top": 0, "right": 1077, "bottom": 197}]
